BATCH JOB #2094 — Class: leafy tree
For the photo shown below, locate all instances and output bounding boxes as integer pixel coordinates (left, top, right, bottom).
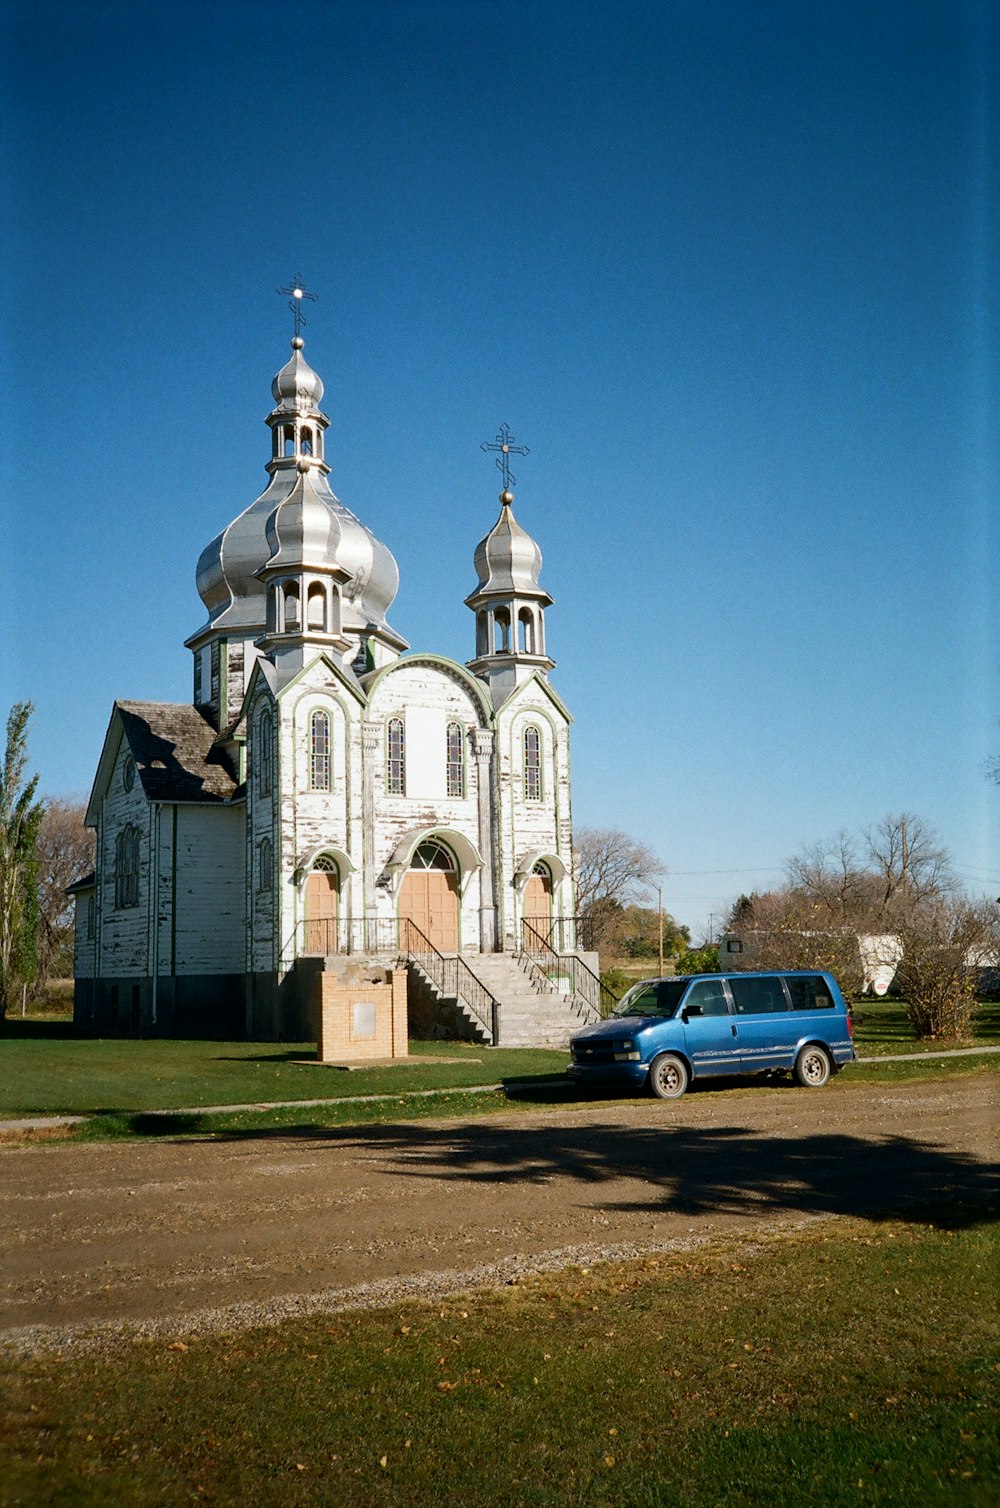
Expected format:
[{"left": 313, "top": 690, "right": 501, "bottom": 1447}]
[
  {"left": 0, "top": 703, "right": 44, "bottom": 1019},
  {"left": 675, "top": 944, "right": 720, "bottom": 974},
  {"left": 35, "top": 799, "right": 95, "bottom": 982}
]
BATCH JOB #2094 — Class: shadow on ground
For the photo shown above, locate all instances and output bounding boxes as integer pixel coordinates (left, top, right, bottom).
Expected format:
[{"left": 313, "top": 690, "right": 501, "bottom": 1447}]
[{"left": 114, "top": 1100, "right": 999, "bottom": 1232}]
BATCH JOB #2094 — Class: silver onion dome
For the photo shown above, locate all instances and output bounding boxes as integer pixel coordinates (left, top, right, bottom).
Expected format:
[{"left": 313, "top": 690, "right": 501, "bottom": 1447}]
[
  {"left": 471, "top": 491, "right": 547, "bottom": 598},
  {"left": 271, "top": 336, "right": 324, "bottom": 412},
  {"left": 263, "top": 467, "right": 343, "bottom": 569},
  {"left": 192, "top": 341, "right": 403, "bottom": 644}
]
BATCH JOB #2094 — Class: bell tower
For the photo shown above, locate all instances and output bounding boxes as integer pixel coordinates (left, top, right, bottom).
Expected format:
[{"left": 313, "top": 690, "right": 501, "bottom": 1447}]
[{"left": 465, "top": 425, "right": 554, "bottom": 702}]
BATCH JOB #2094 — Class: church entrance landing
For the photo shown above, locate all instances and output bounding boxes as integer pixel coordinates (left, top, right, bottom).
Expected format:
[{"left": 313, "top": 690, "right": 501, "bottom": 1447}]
[{"left": 399, "top": 841, "right": 459, "bottom": 953}]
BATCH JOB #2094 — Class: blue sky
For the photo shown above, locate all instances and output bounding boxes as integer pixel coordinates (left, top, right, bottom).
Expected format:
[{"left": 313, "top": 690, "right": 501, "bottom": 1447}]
[{"left": 4, "top": 0, "right": 997, "bottom": 938}]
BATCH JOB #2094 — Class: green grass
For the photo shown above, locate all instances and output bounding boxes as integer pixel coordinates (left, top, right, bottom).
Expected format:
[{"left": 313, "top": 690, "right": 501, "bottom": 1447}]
[
  {"left": 0, "top": 1029, "right": 566, "bottom": 1118},
  {"left": 852, "top": 996, "right": 1000, "bottom": 1055},
  {"left": 2, "top": 1217, "right": 996, "bottom": 1507}
]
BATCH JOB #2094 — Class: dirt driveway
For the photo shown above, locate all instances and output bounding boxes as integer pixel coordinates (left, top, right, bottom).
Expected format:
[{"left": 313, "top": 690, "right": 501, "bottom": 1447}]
[{"left": 1, "top": 1075, "right": 996, "bottom": 1351}]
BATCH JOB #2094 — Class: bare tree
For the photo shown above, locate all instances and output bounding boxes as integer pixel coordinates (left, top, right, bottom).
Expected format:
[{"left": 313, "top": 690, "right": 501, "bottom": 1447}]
[
  {"left": 575, "top": 827, "right": 662, "bottom": 913},
  {"left": 35, "top": 799, "right": 95, "bottom": 982},
  {"left": 863, "top": 812, "right": 955, "bottom": 919},
  {"left": 574, "top": 827, "right": 662, "bottom": 954}
]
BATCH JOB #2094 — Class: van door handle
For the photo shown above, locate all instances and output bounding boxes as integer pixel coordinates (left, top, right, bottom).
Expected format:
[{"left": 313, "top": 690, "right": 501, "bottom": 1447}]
[{"left": 731, "top": 1025, "right": 737, "bottom": 1038}]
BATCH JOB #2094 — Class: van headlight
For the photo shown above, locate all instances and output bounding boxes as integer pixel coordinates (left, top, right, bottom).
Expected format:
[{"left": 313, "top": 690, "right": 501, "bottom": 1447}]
[{"left": 613, "top": 1039, "right": 641, "bottom": 1061}]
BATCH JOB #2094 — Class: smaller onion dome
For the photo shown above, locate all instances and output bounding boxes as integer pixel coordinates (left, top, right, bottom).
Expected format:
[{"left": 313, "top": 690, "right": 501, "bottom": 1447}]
[
  {"left": 471, "top": 492, "right": 547, "bottom": 598},
  {"left": 271, "top": 336, "right": 324, "bottom": 412}
]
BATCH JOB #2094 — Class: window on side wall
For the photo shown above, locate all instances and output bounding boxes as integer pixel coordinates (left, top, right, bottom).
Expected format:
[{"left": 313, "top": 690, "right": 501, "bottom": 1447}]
[
  {"left": 387, "top": 717, "right": 405, "bottom": 795},
  {"left": 524, "top": 724, "right": 542, "bottom": 801},
  {"left": 258, "top": 837, "right": 273, "bottom": 893},
  {"left": 446, "top": 722, "right": 465, "bottom": 798},
  {"left": 310, "top": 709, "right": 331, "bottom": 790},
  {"left": 114, "top": 825, "right": 140, "bottom": 909},
  {"left": 259, "top": 712, "right": 274, "bottom": 797}
]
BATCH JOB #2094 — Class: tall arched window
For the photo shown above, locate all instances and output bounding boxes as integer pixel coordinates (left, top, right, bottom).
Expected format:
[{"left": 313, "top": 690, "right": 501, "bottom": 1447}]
[
  {"left": 258, "top": 837, "right": 273, "bottom": 893},
  {"left": 524, "top": 725, "right": 542, "bottom": 802},
  {"left": 114, "top": 825, "right": 140, "bottom": 909},
  {"left": 494, "top": 607, "right": 511, "bottom": 653},
  {"left": 258, "top": 711, "right": 274, "bottom": 797},
  {"left": 387, "top": 717, "right": 405, "bottom": 795},
  {"left": 86, "top": 893, "right": 96, "bottom": 939},
  {"left": 301, "top": 427, "right": 313, "bottom": 455},
  {"left": 283, "top": 583, "right": 300, "bottom": 627},
  {"left": 518, "top": 607, "right": 535, "bottom": 654},
  {"left": 446, "top": 722, "right": 465, "bottom": 797},
  {"left": 310, "top": 709, "right": 331, "bottom": 790}
]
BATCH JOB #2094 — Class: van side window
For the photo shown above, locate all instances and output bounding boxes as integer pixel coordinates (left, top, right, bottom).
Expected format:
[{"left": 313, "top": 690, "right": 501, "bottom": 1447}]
[
  {"left": 786, "top": 976, "right": 834, "bottom": 1011},
  {"left": 729, "top": 975, "right": 787, "bottom": 1014},
  {"left": 684, "top": 979, "right": 730, "bottom": 1016}
]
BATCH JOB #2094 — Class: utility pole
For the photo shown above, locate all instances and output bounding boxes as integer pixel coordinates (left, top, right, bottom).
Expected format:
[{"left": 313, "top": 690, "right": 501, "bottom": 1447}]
[{"left": 657, "top": 886, "right": 664, "bottom": 976}]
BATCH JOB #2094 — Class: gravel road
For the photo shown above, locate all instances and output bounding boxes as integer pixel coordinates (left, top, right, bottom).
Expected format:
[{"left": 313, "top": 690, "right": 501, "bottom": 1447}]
[{"left": 1, "top": 1075, "right": 996, "bottom": 1353}]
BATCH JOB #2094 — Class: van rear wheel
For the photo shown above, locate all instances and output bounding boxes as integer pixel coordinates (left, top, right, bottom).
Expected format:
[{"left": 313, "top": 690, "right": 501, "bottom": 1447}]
[
  {"left": 648, "top": 1053, "right": 689, "bottom": 1100},
  {"left": 794, "top": 1045, "right": 832, "bottom": 1088}
]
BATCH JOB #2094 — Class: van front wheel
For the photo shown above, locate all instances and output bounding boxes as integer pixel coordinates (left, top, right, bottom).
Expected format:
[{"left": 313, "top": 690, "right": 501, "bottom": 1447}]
[
  {"left": 648, "top": 1053, "right": 689, "bottom": 1100},
  {"left": 794, "top": 1045, "right": 832, "bottom": 1088}
]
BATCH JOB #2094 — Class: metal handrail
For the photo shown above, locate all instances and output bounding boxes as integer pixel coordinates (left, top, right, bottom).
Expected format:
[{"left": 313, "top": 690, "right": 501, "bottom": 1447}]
[
  {"left": 519, "top": 920, "right": 621, "bottom": 1018},
  {"left": 399, "top": 918, "right": 501, "bottom": 1044}
]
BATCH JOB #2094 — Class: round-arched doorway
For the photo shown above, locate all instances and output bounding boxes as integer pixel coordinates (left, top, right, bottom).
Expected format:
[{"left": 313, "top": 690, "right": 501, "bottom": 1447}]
[
  {"left": 523, "top": 860, "right": 553, "bottom": 940},
  {"left": 305, "top": 856, "right": 339, "bottom": 954},
  {"left": 399, "top": 840, "right": 459, "bottom": 952}
]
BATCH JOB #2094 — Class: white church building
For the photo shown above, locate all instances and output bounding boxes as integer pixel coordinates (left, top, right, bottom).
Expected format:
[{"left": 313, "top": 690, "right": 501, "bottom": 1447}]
[{"left": 71, "top": 318, "right": 598, "bottom": 1042}]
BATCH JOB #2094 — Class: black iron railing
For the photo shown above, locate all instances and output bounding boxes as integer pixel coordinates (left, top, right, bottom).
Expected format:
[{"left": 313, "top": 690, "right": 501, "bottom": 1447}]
[
  {"left": 519, "top": 920, "right": 620, "bottom": 1018},
  {"left": 297, "top": 917, "right": 403, "bottom": 957},
  {"left": 398, "top": 918, "right": 501, "bottom": 1043}
]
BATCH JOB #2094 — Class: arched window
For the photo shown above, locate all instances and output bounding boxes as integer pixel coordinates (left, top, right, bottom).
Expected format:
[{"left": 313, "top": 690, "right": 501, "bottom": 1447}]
[
  {"left": 411, "top": 841, "right": 455, "bottom": 871},
  {"left": 386, "top": 716, "right": 405, "bottom": 795},
  {"left": 258, "top": 837, "right": 273, "bottom": 893},
  {"left": 494, "top": 607, "right": 511, "bottom": 653},
  {"left": 114, "top": 825, "right": 140, "bottom": 909},
  {"left": 283, "top": 426, "right": 295, "bottom": 456},
  {"left": 307, "top": 582, "right": 326, "bottom": 630},
  {"left": 122, "top": 755, "right": 135, "bottom": 792},
  {"left": 446, "top": 722, "right": 465, "bottom": 798},
  {"left": 476, "top": 611, "right": 488, "bottom": 658},
  {"left": 258, "top": 711, "right": 274, "bottom": 797},
  {"left": 524, "top": 725, "right": 542, "bottom": 802},
  {"left": 283, "top": 583, "right": 300, "bottom": 627},
  {"left": 86, "top": 893, "right": 95, "bottom": 940},
  {"left": 310, "top": 709, "right": 331, "bottom": 790},
  {"left": 301, "top": 427, "right": 313, "bottom": 455}
]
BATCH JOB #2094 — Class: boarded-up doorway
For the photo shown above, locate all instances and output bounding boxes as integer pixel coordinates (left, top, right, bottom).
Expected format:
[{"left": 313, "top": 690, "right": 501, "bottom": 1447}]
[{"left": 400, "top": 841, "right": 459, "bottom": 952}]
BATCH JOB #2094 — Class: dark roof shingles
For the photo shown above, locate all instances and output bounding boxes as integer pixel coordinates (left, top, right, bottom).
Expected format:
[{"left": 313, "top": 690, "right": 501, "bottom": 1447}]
[{"left": 116, "top": 701, "right": 238, "bottom": 803}]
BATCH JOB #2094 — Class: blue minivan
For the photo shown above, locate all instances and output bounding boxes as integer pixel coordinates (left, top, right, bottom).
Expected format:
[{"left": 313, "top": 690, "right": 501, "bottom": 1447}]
[{"left": 568, "top": 970, "right": 854, "bottom": 1099}]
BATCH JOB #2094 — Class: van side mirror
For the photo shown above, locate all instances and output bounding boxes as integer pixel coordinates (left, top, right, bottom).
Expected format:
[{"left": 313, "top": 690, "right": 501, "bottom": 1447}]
[{"left": 681, "top": 1005, "right": 703, "bottom": 1022}]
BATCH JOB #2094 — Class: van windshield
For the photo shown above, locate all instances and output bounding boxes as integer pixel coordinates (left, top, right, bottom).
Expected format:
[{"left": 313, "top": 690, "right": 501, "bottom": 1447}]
[{"left": 613, "top": 979, "right": 689, "bottom": 1018}]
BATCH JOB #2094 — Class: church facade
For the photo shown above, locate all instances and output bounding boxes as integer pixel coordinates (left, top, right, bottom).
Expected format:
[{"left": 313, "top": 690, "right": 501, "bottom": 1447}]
[{"left": 71, "top": 327, "right": 579, "bottom": 1039}]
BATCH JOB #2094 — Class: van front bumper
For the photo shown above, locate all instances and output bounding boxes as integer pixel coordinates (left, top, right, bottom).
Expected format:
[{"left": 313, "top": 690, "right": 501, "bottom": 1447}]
[{"left": 567, "top": 1060, "right": 650, "bottom": 1091}]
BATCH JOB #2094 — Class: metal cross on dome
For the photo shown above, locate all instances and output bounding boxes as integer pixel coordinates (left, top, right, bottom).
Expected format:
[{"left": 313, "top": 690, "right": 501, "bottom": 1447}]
[
  {"left": 481, "top": 423, "right": 530, "bottom": 493},
  {"left": 277, "top": 276, "right": 318, "bottom": 337}
]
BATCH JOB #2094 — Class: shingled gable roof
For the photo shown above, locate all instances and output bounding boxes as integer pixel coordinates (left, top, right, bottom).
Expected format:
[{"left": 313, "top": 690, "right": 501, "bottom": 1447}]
[{"left": 116, "top": 701, "right": 239, "bottom": 803}]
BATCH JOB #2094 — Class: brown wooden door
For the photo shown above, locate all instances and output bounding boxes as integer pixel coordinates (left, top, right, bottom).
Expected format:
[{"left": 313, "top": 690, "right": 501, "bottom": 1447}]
[
  {"left": 400, "top": 869, "right": 459, "bottom": 952},
  {"left": 523, "top": 869, "right": 553, "bottom": 939},
  {"left": 305, "top": 868, "right": 339, "bottom": 954}
]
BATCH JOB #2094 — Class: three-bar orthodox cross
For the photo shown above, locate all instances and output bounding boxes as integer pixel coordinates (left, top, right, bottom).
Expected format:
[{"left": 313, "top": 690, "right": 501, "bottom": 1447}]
[
  {"left": 277, "top": 276, "right": 318, "bottom": 338},
  {"left": 481, "top": 423, "right": 529, "bottom": 493}
]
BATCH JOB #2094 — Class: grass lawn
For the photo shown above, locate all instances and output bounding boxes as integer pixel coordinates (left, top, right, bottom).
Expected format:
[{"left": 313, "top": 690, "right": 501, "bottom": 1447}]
[
  {"left": 2, "top": 1216, "right": 996, "bottom": 1507},
  {"left": 1, "top": 995, "right": 997, "bottom": 1139},
  {"left": 0, "top": 1028, "right": 567, "bottom": 1119}
]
